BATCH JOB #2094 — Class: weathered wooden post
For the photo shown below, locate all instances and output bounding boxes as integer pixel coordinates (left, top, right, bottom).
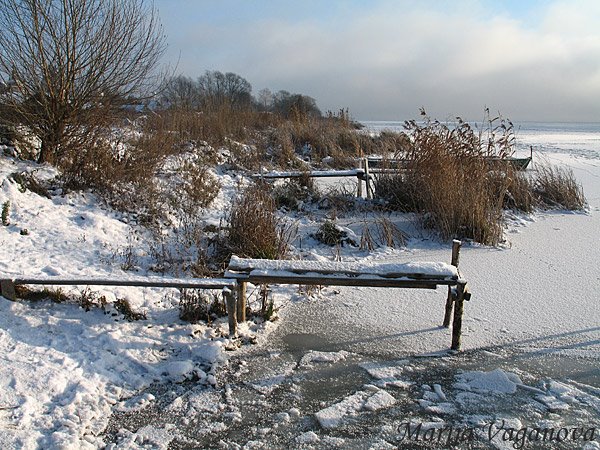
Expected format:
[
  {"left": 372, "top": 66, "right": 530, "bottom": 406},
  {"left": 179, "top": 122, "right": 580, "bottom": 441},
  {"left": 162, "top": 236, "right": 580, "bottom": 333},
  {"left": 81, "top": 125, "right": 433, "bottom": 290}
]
[
  {"left": 443, "top": 240, "right": 461, "bottom": 327},
  {"left": 0, "top": 279, "right": 16, "bottom": 301},
  {"left": 356, "top": 165, "right": 363, "bottom": 198},
  {"left": 223, "top": 287, "right": 237, "bottom": 336},
  {"left": 451, "top": 280, "right": 467, "bottom": 350},
  {"left": 236, "top": 281, "right": 246, "bottom": 323},
  {"left": 364, "top": 158, "right": 372, "bottom": 199}
]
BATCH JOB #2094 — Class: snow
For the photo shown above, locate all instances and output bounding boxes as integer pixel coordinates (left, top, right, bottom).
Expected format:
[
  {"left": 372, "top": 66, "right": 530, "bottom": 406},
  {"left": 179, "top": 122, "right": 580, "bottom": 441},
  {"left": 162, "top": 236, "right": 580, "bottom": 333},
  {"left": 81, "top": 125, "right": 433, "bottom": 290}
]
[
  {"left": 299, "top": 350, "right": 350, "bottom": 367},
  {"left": 314, "top": 388, "right": 396, "bottom": 429},
  {"left": 227, "top": 255, "right": 459, "bottom": 278},
  {"left": 359, "top": 361, "right": 413, "bottom": 388},
  {"left": 362, "top": 390, "right": 396, "bottom": 411},
  {"left": 1, "top": 124, "right": 600, "bottom": 447},
  {"left": 0, "top": 156, "right": 237, "bottom": 448},
  {"left": 295, "top": 431, "right": 320, "bottom": 444},
  {"left": 108, "top": 425, "right": 175, "bottom": 450},
  {"left": 454, "top": 369, "right": 523, "bottom": 394},
  {"left": 276, "top": 152, "right": 600, "bottom": 358}
]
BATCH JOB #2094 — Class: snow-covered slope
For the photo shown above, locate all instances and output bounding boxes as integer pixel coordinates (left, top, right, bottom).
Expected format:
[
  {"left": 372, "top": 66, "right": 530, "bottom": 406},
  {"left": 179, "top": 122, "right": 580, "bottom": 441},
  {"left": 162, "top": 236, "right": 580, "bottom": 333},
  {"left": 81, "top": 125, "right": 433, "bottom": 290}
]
[{"left": 0, "top": 156, "right": 236, "bottom": 448}]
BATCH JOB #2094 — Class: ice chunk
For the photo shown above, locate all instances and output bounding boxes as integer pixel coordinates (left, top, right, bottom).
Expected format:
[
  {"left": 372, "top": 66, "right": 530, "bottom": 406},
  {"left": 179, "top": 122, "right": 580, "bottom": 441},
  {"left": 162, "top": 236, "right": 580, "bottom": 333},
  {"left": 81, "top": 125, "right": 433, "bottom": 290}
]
[
  {"left": 455, "top": 369, "right": 522, "bottom": 394},
  {"left": 299, "top": 350, "right": 349, "bottom": 367},
  {"left": 363, "top": 390, "right": 396, "bottom": 411}
]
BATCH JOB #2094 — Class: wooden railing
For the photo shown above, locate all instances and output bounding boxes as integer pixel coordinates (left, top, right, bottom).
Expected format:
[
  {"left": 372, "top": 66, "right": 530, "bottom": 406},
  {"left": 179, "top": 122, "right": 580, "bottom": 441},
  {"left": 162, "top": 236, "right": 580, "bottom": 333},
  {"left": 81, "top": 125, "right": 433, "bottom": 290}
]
[{"left": 1, "top": 242, "right": 471, "bottom": 350}]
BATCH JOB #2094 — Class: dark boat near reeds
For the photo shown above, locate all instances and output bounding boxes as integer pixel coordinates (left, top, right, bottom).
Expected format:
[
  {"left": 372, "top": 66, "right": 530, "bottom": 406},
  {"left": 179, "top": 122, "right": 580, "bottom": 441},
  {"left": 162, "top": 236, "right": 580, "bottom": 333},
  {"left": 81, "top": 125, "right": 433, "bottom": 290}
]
[
  {"left": 484, "top": 155, "right": 532, "bottom": 170},
  {"left": 484, "top": 147, "right": 533, "bottom": 170}
]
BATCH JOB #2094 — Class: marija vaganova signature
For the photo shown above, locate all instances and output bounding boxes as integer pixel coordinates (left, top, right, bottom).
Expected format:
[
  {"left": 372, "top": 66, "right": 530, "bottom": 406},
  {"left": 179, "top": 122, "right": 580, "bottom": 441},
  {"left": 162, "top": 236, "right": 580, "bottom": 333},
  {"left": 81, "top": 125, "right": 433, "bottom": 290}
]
[{"left": 398, "top": 420, "right": 597, "bottom": 449}]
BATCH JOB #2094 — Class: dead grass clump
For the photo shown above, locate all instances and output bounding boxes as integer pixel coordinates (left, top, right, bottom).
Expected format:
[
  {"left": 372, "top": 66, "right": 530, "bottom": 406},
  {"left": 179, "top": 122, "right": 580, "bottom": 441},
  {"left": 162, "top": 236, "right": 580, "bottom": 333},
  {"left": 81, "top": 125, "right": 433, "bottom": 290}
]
[
  {"left": 504, "top": 169, "right": 535, "bottom": 213},
  {"left": 533, "top": 163, "right": 586, "bottom": 210},
  {"left": 375, "top": 110, "right": 514, "bottom": 245},
  {"left": 318, "top": 182, "right": 358, "bottom": 214},
  {"left": 376, "top": 131, "right": 412, "bottom": 159},
  {"left": 14, "top": 285, "right": 67, "bottom": 303},
  {"left": 374, "top": 216, "right": 408, "bottom": 248},
  {"left": 360, "top": 217, "right": 407, "bottom": 251},
  {"left": 228, "top": 182, "right": 296, "bottom": 259},
  {"left": 373, "top": 172, "right": 417, "bottom": 212},
  {"left": 258, "top": 284, "right": 277, "bottom": 321},
  {"left": 76, "top": 288, "right": 108, "bottom": 312},
  {"left": 114, "top": 298, "right": 147, "bottom": 321},
  {"left": 315, "top": 220, "right": 357, "bottom": 247},
  {"left": 268, "top": 113, "right": 372, "bottom": 168},
  {"left": 178, "top": 289, "right": 226, "bottom": 324},
  {"left": 273, "top": 175, "right": 319, "bottom": 210}
]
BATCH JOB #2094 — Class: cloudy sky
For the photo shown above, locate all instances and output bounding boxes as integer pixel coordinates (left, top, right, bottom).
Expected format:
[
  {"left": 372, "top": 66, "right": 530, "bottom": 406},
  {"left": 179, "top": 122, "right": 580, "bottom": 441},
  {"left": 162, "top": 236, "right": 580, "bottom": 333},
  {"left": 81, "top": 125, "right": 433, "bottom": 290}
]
[{"left": 155, "top": 0, "right": 600, "bottom": 122}]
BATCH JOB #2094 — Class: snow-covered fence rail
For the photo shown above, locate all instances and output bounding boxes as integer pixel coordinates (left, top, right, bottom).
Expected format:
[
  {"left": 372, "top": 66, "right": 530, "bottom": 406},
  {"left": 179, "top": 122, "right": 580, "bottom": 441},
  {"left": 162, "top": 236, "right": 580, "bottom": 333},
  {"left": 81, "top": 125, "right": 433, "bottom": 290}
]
[
  {"left": 225, "top": 241, "right": 471, "bottom": 351},
  {"left": 1, "top": 244, "right": 471, "bottom": 350},
  {"left": 0, "top": 276, "right": 240, "bottom": 335},
  {"left": 251, "top": 159, "right": 399, "bottom": 199}
]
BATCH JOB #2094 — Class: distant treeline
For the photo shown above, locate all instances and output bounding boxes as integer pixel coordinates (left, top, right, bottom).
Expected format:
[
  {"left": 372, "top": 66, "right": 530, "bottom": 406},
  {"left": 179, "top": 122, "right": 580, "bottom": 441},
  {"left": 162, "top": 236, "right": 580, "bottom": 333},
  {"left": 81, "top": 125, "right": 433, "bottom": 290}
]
[{"left": 162, "top": 71, "right": 322, "bottom": 120}]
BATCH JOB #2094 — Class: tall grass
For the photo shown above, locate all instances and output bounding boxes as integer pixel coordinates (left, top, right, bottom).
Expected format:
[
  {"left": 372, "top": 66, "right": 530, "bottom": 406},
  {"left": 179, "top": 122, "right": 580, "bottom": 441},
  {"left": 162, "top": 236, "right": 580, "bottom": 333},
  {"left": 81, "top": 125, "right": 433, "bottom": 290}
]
[
  {"left": 375, "top": 111, "right": 514, "bottom": 245},
  {"left": 228, "top": 182, "right": 296, "bottom": 259},
  {"left": 374, "top": 112, "right": 586, "bottom": 245},
  {"left": 533, "top": 163, "right": 586, "bottom": 210}
]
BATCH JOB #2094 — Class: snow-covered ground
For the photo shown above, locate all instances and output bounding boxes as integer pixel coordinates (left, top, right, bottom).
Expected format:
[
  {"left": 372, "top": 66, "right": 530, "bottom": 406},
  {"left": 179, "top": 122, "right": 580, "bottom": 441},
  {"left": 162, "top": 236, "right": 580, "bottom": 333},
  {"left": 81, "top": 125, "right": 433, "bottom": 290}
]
[
  {"left": 1, "top": 130, "right": 599, "bottom": 448},
  {"left": 0, "top": 155, "right": 252, "bottom": 448},
  {"left": 288, "top": 152, "right": 600, "bottom": 359}
]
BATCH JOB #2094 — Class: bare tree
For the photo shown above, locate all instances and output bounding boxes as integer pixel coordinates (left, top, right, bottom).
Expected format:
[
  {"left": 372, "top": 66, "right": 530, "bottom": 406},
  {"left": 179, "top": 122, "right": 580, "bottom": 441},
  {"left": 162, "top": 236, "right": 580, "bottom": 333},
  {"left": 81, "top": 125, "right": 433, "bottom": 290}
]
[
  {"left": 272, "top": 90, "right": 321, "bottom": 120},
  {"left": 0, "top": 0, "right": 167, "bottom": 163},
  {"left": 162, "top": 75, "right": 200, "bottom": 110},
  {"left": 256, "top": 88, "right": 273, "bottom": 111},
  {"left": 197, "top": 70, "right": 252, "bottom": 111}
]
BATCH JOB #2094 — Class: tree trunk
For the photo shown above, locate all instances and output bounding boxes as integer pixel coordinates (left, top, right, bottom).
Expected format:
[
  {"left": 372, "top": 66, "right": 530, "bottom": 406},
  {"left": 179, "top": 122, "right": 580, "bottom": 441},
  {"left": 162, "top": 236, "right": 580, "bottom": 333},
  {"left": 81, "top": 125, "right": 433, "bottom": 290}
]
[
  {"left": 38, "top": 120, "right": 66, "bottom": 164},
  {"left": 38, "top": 138, "right": 54, "bottom": 164}
]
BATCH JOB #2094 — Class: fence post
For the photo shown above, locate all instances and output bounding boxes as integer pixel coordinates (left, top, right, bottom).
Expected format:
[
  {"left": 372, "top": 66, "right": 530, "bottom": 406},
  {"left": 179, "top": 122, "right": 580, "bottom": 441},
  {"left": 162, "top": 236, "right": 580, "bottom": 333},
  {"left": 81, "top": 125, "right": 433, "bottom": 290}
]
[
  {"left": 364, "top": 158, "right": 372, "bottom": 199},
  {"left": 223, "top": 287, "right": 237, "bottom": 336},
  {"left": 0, "top": 279, "right": 16, "bottom": 301},
  {"left": 451, "top": 280, "right": 467, "bottom": 351},
  {"left": 443, "top": 240, "right": 461, "bottom": 327},
  {"left": 356, "top": 164, "right": 363, "bottom": 198},
  {"left": 236, "top": 281, "right": 246, "bottom": 323}
]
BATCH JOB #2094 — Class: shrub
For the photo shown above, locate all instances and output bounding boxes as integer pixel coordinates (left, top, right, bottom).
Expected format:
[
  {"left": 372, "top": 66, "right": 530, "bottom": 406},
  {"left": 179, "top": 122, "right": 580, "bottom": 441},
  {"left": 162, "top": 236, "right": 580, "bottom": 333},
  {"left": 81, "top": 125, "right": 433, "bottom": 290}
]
[
  {"left": 10, "top": 171, "right": 51, "bottom": 198},
  {"left": 1, "top": 201, "right": 9, "bottom": 226},
  {"left": 533, "top": 163, "right": 586, "bottom": 210},
  {"left": 273, "top": 175, "right": 319, "bottom": 210},
  {"left": 315, "top": 220, "right": 357, "bottom": 247},
  {"left": 374, "top": 110, "right": 515, "bottom": 245},
  {"left": 228, "top": 182, "right": 296, "bottom": 259},
  {"left": 178, "top": 289, "right": 225, "bottom": 324}
]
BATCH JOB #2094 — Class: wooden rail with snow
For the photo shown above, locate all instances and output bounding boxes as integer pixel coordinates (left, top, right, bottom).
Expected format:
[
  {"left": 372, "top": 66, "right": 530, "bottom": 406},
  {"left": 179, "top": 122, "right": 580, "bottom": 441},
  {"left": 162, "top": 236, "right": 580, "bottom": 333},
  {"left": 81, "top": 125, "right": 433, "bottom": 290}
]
[
  {"left": 1, "top": 243, "right": 471, "bottom": 350},
  {"left": 225, "top": 240, "right": 471, "bottom": 350},
  {"left": 0, "top": 275, "right": 240, "bottom": 336},
  {"left": 253, "top": 158, "right": 386, "bottom": 199}
]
